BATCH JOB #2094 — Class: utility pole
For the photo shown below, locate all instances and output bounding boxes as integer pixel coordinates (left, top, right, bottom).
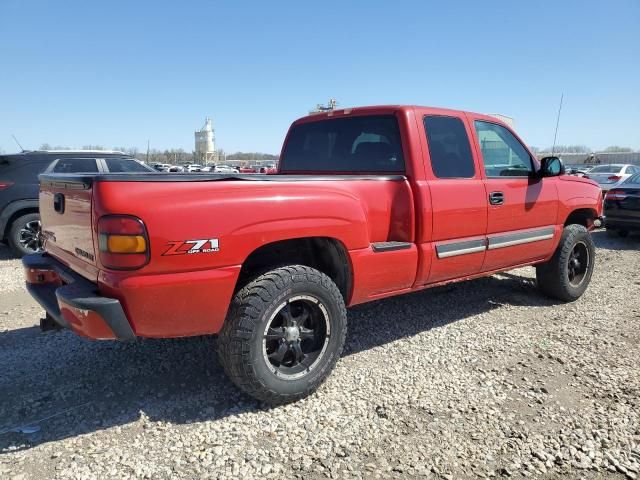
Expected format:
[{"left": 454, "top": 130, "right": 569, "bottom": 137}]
[{"left": 146, "top": 140, "right": 150, "bottom": 164}]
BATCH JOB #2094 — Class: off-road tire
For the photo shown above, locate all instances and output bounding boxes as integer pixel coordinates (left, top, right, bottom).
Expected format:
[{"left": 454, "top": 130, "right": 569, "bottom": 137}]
[
  {"left": 536, "top": 224, "right": 595, "bottom": 302},
  {"left": 217, "top": 265, "right": 347, "bottom": 404},
  {"left": 8, "top": 213, "right": 42, "bottom": 257}
]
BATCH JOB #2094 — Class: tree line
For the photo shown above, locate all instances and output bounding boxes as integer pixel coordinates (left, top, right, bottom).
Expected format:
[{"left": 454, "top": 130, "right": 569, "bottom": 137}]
[{"left": 530, "top": 145, "right": 636, "bottom": 154}]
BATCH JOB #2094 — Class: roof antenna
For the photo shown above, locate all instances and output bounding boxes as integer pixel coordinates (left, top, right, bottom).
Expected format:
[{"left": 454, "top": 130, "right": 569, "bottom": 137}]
[
  {"left": 551, "top": 93, "right": 563, "bottom": 156},
  {"left": 11, "top": 134, "right": 25, "bottom": 152}
]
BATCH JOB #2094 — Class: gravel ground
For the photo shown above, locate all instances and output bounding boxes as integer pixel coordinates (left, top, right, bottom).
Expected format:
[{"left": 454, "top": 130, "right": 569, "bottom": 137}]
[{"left": 1, "top": 230, "right": 639, "bottom": 479}]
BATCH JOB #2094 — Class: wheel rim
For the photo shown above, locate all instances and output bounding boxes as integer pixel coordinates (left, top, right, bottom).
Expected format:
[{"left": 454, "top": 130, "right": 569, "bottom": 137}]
[
  {"left": 19, "top": 220, "right": 44, "bottom": 253},
  {"left": 262, "top": 295, "right": 331, "bottom": 380},
  {"left": 567, "top": 241, "right": 589, "bottom": 287}
]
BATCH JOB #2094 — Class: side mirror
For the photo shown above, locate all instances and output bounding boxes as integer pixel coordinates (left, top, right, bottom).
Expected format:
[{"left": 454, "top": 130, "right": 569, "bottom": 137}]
[{"left": 539, "top": 156, "right": 565, "bottom": 177}]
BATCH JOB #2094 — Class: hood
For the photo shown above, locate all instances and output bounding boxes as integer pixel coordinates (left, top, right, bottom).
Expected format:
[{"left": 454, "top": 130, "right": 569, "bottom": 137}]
[{"left": 559, "top": 174, "right": 598, "bottom": 187}]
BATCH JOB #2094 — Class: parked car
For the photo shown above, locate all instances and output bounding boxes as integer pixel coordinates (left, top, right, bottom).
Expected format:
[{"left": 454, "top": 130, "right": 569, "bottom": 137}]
[
  {"left": 259, "top": 164, "right": 278, "bottom": 174},
  {"left": 565, "top": 164, "right": 591, "bottom": 177},
  {"left": 584, "top": 164, "right": 640, "bottom": 191},
  {"left": 152, "top": 163, "right": 172, "bottom": 172},
  {"left": 0, "top": 150, "right": 153, "bottom": 256},
  {"left": 167, "top": 165, "right": 184, "bottom": 173},
  {"left": 604, "top": 173, "right": 640, "bottom": 237},
  {"left": 213, "top": 165, "right": 240, "bottom": 173},
  {"left": 24, "top": 105, "right": 602, "bottom": 404},
  {"left": 238, "top": 166, "right": 256, "bottom": 173},
  {"left": 183, "top": 164, "right": 204, "bottom": 172}
]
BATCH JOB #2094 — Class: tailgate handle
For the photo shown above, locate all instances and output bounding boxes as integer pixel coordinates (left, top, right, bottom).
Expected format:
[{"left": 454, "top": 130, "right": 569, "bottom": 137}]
[{"left": 53, "top": 193, "right": 65, "bottom": 214}]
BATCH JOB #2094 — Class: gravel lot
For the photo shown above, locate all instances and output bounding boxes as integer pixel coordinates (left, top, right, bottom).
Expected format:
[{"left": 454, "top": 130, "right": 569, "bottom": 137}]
[{"left": 1, "top": 230, "right": 639, "bottom": 479}]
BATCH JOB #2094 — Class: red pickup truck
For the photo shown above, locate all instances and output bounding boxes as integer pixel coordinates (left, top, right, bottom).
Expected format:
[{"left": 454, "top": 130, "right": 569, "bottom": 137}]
[{"left": 24, "top": 105, "right": 602, "bottom": 404}]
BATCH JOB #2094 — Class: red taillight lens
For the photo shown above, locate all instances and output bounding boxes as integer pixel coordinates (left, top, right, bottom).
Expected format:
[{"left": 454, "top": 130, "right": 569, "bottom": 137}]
[
  {"left": 0, "top": 181, "right": 14, "bottom": 190},
  {"left": 97, "top": 215, "right": 149, "bottom": 270},
  {"left": 607, "top": 175, "right": 621, "bottom": 181},
  {"left": 605, "top": 190, "right": 627, "bottom": 201}
]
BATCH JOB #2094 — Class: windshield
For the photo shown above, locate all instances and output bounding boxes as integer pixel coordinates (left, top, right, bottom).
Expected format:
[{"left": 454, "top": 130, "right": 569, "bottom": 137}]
[
  {"left": 280, "top": 115, "right": 405, "bottom": 173},
  {"left": 623, "top": 173, "right": 640, "bottom": 185}
]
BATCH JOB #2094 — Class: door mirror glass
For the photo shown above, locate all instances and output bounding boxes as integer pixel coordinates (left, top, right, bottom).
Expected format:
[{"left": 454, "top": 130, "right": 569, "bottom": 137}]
[{"left": 540, "top": 156, "right": 565, "bottom": 177}]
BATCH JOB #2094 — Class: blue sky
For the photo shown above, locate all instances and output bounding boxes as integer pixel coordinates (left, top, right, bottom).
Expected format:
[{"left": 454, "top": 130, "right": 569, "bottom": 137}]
[{"left": 1, "top": 0, "right": 638, "bottom": 154}]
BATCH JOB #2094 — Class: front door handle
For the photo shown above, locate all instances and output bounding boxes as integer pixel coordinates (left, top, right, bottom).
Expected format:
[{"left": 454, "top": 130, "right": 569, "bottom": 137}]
[{"left": 489, "top": 191, "right": 504, "bottom": 205}]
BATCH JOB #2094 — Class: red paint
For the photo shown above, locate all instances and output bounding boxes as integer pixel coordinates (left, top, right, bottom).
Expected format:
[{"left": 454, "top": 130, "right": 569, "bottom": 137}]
[
  {"left": 59, "top": 300, "right": 116, "bottom": 340},
  {"left": 33, "top": 105, "right": 603, "bottom": 340}
]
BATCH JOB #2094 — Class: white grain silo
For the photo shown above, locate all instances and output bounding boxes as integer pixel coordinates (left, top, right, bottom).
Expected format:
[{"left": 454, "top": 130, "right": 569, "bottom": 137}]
[{"left": 195, "top": 117, "right": 216, "bottom": 164}]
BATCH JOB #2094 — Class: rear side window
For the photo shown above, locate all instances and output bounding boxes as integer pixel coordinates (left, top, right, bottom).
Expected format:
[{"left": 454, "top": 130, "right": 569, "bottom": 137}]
[
  {"left": 105, "top": 158, "right": 152, "bottom": 173},
  {"left": 475, "top": 121, "right": 533, "bottom": 177},
  {"left": 280, "top": 115, "right": 404, "bottom": 173},
  {"left": 52, "top": 158, "right": 99, "bottom": 173},
  {"left": 423, "top": 115, "right": 475, "bottom": 178}
]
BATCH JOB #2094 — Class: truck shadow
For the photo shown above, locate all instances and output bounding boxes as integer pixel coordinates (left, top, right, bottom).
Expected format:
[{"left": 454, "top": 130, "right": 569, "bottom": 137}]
[
  {"left": 0, "top": 268, "right": 556, "bottom": 453},
  {"left": 591, "top": 229, "right": 640, "bottom": 250}
]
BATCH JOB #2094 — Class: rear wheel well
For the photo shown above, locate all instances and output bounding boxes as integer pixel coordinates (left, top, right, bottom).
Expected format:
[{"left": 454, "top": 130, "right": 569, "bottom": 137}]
[
  {"left": 564, "top": 208, "right": 597, "bottom": 228},
  {"left": 3, "top": 207, "right": 39, "bottom": 239},
  {"left": 236, "top": 237, "right": 352, "bottom": 302}
]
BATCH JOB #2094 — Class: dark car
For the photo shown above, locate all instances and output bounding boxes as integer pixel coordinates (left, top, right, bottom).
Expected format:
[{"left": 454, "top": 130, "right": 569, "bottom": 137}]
[
  {"left": 0, "top": 150, "right": 154, "bottom": 256},
  {"left": 604, "top": 173, "right": 640, "bottom": 237}
]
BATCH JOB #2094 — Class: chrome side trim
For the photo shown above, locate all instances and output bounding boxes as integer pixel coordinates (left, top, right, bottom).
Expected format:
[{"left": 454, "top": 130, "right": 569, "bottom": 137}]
[
  {"left": 436, "top": 239, "right": 486, "bottom": 259},
  {"left": 487, "top": 226, "right": 555, "bottom": 250}
]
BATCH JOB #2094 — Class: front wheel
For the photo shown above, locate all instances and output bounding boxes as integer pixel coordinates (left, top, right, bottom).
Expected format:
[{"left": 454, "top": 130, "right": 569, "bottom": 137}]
[
  {"left": 217, "top": 265, "right": 347, "bottom": 404},
  {"left": 536, "top": 224, "right": 595, "bottom": 302}
]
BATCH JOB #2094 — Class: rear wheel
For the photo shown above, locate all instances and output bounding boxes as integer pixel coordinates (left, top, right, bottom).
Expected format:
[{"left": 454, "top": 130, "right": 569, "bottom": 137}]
[
  {"left": 536, "top": 224, "right": 595, "bottom": 302},
  {"left": 7, "top": 213, "right": 43, "bottom": 257},
  {"left": 217, "top": 265, "right": 347, "bottom": 404}
]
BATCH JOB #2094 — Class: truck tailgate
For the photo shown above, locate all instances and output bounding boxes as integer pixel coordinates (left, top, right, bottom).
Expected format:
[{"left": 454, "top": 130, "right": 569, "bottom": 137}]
[{"left": 39, "top": 177, "right": 99, "bottom": 282}]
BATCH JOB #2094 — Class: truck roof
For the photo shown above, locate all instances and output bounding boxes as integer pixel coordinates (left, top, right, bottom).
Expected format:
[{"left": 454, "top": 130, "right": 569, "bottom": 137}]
[{"left": 297, "top": 105, "right": 503, "bottom": 125}]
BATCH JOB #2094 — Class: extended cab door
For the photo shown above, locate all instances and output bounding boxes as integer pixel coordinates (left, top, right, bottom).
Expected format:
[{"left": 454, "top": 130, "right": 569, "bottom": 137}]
[
  {"left": 415, "top": 111, "right": 488, "bottom": 285},
  {"left": 468, "top": 115, "right": 559, "bottom": 271}
]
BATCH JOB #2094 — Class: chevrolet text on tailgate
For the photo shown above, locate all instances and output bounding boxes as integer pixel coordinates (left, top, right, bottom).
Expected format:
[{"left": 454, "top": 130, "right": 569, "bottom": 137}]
[{"left": 24, "top": 106, "right": 603, "bottom": 404}]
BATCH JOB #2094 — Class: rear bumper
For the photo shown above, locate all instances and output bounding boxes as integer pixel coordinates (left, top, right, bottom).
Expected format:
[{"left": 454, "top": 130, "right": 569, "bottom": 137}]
[
  {"left": 23, "top": 253, "right": 136, "bottom": 341},
  {"left": 605, "top": 216, "right": 640, "bottom": 230}
]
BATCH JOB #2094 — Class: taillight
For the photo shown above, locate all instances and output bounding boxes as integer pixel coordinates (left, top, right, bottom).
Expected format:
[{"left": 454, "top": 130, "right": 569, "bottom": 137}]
[
  {"left": 607, "top": 175, "right": 621, "bottom": 181},
  {"left": 97, "top": 215, "right": 149, "bottom": 270},
  {"left": 0, "top": 181, "right": 14, "bottom": 190},
  {"left": 605, "top": 190, "right": 627, "bottom": 201}
]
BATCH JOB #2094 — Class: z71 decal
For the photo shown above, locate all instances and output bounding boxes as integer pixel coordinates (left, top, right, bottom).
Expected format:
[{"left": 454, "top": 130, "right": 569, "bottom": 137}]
[{"left": 163, "top": 238, "right": 220, "bottom": 256}]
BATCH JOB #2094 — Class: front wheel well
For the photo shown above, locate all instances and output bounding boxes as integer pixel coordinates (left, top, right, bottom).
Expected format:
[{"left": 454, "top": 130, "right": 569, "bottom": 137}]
[
  {"left": 564, "top": 208, "right": 598, "bottom": 228},
  {"left": 236, "top": 237, "right": 352, "bottom": 302}
]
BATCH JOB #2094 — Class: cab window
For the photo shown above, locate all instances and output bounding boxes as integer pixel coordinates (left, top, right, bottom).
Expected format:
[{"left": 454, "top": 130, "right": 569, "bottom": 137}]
[
  {"left": 475, "top": 121, "right": 533, "bottom": 177},
  {"left": 280, "top": 115, "right": 404, "bottom": 173},
  {"left": 423, "top": 115, "right": 475, "bottom": 178}
]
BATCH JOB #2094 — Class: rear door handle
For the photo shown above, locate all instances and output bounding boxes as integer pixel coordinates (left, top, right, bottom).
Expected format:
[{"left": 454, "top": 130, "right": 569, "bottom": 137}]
[{"left": 489, "top": 191, "right": 504, "bottom": 205}]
